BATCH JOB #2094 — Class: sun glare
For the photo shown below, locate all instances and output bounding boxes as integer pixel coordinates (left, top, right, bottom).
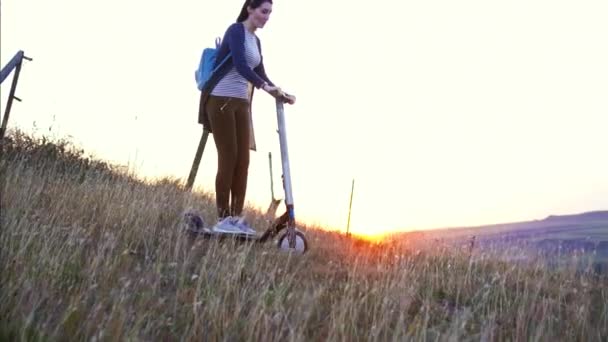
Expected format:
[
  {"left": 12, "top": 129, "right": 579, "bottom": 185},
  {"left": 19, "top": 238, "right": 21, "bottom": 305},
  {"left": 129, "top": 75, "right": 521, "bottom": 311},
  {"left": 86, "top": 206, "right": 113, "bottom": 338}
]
[
  {"left": 354, "top": 232, "right": 389, "bottom": 243},
  {"left": 339, "top": 227, "right": 395, "bottom": 243}
]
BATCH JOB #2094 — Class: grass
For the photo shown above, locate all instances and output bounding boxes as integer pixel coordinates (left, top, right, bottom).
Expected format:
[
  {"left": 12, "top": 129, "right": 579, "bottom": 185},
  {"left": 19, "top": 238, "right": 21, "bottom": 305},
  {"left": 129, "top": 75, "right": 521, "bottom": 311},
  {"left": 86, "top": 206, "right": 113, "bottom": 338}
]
[{"left": 1, "top": 129, "right": 607, "bottom": 341}]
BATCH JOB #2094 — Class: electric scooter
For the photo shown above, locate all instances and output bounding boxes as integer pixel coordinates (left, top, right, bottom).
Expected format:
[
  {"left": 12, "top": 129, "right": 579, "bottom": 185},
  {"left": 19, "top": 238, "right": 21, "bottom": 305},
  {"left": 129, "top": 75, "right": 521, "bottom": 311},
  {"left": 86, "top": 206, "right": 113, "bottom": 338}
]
[{"left": 186, "top": 95, "right": 308, "bottom": 253}]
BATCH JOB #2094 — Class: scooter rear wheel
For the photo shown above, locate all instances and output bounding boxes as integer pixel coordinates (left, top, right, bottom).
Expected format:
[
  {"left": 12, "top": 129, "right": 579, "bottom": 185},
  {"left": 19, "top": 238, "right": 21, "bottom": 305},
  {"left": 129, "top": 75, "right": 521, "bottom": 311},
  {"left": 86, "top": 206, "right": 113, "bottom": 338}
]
[{"left": 277, "top": 230, "right": 308, "bottom": 253}]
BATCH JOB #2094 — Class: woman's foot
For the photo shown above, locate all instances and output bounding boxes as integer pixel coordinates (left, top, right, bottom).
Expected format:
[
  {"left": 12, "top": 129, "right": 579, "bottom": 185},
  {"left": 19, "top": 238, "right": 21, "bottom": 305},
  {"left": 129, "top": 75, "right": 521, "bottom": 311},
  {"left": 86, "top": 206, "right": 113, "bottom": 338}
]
[
  {"left": 231, "top": 216, "right": 257, "bottom": 235},
  {"left": 212, "top": 216, "right": 257, "bottom": 235}
]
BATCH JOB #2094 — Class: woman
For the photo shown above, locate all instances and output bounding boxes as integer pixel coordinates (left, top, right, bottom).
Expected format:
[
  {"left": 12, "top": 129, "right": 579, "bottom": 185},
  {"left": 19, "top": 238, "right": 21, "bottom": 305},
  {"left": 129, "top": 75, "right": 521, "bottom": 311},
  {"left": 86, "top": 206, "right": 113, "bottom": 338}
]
[{"left": 198, "top": 0, "right": 296, "bottom": 234}]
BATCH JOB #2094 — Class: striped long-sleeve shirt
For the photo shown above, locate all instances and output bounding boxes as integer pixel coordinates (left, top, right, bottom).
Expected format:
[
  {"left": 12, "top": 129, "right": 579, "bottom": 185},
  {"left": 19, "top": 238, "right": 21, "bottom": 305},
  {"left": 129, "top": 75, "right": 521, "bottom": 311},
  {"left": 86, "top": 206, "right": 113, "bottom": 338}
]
[{"left": 211, "top": 26, "right": 261, "bottom": 100}]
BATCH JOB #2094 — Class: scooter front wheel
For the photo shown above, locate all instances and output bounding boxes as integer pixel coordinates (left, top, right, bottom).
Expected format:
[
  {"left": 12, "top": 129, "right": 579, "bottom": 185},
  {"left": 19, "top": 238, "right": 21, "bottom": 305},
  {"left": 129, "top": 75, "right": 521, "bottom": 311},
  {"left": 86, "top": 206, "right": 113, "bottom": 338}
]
[{"left": 277, "top": 230, "right": 308, "bottom": 254}]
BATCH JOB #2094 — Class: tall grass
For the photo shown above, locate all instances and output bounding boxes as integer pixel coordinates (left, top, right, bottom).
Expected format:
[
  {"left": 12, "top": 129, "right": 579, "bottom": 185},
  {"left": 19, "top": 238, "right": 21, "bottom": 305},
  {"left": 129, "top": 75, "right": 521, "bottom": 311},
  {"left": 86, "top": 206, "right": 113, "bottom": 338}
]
[{"left": 1, "top": 129, "right": 606, "bottom": 341}]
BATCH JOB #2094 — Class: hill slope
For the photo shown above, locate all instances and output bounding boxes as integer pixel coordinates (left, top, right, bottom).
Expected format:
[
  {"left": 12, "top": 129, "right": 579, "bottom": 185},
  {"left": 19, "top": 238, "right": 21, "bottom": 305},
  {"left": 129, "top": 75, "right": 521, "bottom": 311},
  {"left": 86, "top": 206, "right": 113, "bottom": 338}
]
[{"left": 1, "top": 130, "right": 606, "bottom": 341}]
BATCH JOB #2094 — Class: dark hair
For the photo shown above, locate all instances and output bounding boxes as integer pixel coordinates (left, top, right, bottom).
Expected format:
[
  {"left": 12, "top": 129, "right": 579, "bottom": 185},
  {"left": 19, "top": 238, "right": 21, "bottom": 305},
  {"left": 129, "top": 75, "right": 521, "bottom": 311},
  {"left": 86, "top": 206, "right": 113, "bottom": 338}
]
[{"left": 237, "top": 0, "right": 273, "bottom": 22}]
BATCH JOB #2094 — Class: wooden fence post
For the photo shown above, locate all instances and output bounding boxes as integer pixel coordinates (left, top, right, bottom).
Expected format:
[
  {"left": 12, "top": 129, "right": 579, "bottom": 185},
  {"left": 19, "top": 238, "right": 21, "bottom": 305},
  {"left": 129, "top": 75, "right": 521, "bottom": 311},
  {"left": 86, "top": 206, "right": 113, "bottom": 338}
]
[
  {"left": 346, "top": 178, "right": 355, "bottom": 237},
  {"left": 185, "top": 129, "right": 210, "bottom": 190}
]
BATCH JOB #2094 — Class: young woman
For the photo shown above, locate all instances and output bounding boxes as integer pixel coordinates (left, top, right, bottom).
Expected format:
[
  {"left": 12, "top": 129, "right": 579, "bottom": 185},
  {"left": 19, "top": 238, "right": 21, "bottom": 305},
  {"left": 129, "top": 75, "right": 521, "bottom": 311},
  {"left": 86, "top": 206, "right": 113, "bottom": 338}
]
[{"left": 198, "top": 0, "right": 296, "bottom": 234}]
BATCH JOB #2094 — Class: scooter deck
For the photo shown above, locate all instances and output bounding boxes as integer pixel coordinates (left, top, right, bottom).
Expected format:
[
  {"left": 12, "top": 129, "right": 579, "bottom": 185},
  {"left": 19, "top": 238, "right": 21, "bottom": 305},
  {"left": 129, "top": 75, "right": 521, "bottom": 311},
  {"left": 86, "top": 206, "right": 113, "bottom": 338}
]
[
  {"left": 186, "top": 212, "right": 289, "bottom": 243},
  {"left": 190, "top": 228, "right": 261, "bottom": 242}
]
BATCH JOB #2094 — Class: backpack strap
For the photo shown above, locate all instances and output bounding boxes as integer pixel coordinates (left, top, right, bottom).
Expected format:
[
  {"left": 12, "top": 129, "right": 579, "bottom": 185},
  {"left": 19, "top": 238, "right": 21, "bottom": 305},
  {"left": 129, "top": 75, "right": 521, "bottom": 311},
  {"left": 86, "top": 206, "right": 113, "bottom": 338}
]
[{"left": 211, "top": 52, "right": 231, "bottom": 76}]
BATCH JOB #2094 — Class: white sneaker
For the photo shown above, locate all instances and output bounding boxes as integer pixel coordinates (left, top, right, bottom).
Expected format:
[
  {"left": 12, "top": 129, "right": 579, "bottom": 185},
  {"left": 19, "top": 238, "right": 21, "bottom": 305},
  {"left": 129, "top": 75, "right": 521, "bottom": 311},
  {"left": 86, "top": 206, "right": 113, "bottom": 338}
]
[
  {"left": 232, "top": 216, "right": 257, "bottom": 235},
  {"left": 211, "top": 216, "right": 242, "bottom": 234}
]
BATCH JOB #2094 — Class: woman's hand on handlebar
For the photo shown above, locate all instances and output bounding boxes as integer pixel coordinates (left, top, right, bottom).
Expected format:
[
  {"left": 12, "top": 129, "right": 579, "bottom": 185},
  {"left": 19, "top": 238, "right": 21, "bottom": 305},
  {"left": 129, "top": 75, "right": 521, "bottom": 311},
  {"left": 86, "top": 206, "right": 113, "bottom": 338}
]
[
  {"left": 282, "top": 93, "right": 296, "bottom": 105},
  {"left": 262, "top": 83, "right": 296, "bottom": 104},
  {"left": 264, "top": 84, "right": 282, "bottom": 97}
]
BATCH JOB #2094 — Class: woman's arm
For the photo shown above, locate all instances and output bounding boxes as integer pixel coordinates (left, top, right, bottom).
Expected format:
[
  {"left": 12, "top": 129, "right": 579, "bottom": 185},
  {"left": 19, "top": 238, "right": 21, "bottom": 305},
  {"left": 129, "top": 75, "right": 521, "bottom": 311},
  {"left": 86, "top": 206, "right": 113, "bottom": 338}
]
[{"left": 254, "top": 61, "right": 274, "bottom": 87}]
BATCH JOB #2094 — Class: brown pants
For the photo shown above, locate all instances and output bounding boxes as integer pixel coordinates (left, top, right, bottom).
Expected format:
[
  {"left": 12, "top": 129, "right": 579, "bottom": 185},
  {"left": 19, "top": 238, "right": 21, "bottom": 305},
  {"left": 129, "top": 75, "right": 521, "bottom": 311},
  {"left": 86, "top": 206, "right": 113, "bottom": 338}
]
[{"left": 206, "top": 95, "right": 251, "bottom": 218}]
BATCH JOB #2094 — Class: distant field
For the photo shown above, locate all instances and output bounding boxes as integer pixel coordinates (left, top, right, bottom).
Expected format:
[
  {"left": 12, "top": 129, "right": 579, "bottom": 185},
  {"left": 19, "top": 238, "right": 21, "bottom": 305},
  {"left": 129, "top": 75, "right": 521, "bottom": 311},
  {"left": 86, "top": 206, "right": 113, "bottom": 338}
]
[
  {"left": 421, "top": 220, "right": 608, "bottom": 242},
  {"left": 411, "top": 216, "right": 608, "bottom": 275},
  {"left": 533, "top": 224, "right": 608, "bottom": 241}
]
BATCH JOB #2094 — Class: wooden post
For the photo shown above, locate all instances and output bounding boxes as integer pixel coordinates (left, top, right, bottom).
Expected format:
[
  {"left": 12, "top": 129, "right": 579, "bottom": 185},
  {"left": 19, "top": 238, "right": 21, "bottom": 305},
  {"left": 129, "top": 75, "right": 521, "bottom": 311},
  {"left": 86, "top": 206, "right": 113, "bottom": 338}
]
[
  {"left": 346, "top": 178, "right": 355, "bottom": 236},
  {"left": 266, "top": 152, "right": 282, "bottom": 218},
  {"left": 185, "top": 129, "right": 210, "bottom": 190}
]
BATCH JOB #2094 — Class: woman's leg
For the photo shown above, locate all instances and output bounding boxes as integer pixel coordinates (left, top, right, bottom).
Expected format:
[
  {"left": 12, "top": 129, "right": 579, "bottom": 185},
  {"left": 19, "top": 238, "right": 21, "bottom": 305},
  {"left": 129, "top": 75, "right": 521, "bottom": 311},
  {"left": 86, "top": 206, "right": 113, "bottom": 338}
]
[
  {"left": 230, "top": 100, "right": 251, "bottom": 217},
  {"left": 207, "top": 96, "right": 237, "bottom": 219}
]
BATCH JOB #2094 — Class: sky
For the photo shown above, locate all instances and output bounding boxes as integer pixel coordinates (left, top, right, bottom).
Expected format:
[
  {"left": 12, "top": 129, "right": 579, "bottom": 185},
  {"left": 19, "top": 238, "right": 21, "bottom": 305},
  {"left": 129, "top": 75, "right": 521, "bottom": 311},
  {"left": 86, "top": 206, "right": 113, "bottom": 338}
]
[{"left": 2, "top": 0, "right": 607, "bottom": 237}]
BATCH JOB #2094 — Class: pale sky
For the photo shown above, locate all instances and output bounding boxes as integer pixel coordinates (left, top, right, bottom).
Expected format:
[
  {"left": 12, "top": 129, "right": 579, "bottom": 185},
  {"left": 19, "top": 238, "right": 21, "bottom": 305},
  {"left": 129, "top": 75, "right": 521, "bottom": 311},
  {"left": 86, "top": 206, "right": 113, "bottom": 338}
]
[{"left": 2, "top": 0, "right": 607, "bottom": 236}]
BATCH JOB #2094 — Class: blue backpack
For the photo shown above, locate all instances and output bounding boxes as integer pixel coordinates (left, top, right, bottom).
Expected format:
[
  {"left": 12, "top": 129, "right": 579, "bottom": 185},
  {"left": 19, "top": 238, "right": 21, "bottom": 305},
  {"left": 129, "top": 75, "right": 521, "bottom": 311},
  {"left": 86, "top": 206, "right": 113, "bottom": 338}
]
[{"left": 195, "top": 38, "right": 231, "bottom": 91}]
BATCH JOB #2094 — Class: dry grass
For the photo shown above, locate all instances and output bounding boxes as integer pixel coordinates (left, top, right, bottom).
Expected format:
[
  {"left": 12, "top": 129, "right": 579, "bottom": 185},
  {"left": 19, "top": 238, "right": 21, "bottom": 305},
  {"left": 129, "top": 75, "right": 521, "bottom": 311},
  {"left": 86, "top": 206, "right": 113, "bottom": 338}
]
[{"left": 1, "top": 129, "right": 607, "bottom": 341}]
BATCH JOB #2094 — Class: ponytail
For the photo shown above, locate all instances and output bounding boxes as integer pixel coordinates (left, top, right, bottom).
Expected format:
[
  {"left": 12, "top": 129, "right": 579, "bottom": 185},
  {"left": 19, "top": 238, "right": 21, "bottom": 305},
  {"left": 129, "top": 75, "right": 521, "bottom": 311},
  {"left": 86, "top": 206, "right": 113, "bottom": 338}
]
[{"left": 236, "top": 1, "right": 249, "bottom": 22}]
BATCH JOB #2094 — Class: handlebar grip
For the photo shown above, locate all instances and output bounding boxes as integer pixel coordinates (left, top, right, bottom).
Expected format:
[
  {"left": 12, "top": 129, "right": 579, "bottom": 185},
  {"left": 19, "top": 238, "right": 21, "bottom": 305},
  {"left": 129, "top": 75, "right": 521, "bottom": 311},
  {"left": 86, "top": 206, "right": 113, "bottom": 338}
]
[{"left": 278, "top": 92, "right": 293, "bottom": 103}]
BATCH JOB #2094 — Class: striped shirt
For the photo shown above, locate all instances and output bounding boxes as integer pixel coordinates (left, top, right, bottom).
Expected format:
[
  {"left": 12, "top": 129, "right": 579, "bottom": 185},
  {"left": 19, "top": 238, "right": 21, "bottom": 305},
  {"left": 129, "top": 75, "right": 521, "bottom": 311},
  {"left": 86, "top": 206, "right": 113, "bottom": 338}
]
[{"left": 211, "top": 28, "right": 261, "bottom": 100}]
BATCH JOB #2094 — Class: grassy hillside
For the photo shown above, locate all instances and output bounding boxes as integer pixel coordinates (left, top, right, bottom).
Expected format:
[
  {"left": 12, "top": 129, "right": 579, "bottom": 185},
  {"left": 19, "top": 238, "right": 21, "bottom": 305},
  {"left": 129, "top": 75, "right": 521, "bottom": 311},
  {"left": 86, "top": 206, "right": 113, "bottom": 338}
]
[{"left": 1, "top": 129, "right": 607, "bottom": 341}]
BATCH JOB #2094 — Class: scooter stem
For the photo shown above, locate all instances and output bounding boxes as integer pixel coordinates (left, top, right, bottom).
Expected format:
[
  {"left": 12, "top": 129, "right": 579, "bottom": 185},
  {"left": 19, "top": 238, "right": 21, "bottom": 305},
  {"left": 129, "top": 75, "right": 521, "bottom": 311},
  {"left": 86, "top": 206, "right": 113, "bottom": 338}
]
[
  {"left": 275, "top": 99, "right": 294, "bottom": 208},
  {"left": 276, "top": 98, "right": 298, "bottom": 248}
]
